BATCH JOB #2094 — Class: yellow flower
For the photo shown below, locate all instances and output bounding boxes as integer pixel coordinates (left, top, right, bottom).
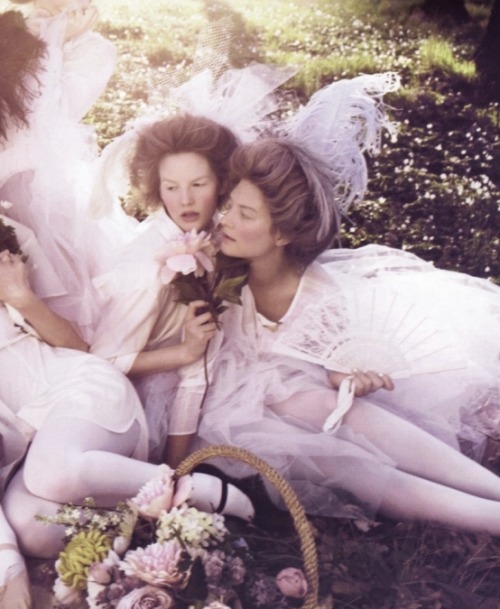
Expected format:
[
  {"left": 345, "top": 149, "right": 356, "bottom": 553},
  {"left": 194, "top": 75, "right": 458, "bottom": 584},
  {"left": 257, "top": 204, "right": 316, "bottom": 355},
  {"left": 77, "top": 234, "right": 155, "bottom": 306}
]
[{"left": 57, "top": 529, "right": 112, "bottom": 591}]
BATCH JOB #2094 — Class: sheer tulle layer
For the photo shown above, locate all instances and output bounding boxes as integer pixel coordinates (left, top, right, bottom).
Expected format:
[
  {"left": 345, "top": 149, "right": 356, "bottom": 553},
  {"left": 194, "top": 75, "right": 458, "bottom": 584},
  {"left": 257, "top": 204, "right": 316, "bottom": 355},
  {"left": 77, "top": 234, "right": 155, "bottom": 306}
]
[
  {"left": 133, "top": 371, "right": 179, "bottom": 464},
  {"left": 0, "top": 18, "right": 117, "bottom": 342}
]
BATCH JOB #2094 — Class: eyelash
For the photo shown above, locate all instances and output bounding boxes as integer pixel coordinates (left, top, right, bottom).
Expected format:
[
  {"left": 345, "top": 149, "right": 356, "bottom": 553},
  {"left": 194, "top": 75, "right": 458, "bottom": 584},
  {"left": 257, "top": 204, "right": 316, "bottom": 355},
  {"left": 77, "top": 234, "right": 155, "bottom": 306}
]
[{"left": 163, "top": 183, "right": 206, "bottom": 191}]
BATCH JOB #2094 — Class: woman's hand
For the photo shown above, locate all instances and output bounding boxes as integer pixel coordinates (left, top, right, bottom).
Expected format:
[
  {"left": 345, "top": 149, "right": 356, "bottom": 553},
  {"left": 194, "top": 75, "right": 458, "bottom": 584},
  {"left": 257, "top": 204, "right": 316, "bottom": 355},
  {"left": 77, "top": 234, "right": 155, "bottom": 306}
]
[
  {"left": 180, "top": 301, "right": 217, "bottom": 364},
  {"left": 328, "top": 369, "right": 394, "bottom": 397},
  {"left": 0, "top": 250, "right": 88, "bottom": 351},
  {"left": 0, "top": 251, "right": 33, "bottom": 308}
]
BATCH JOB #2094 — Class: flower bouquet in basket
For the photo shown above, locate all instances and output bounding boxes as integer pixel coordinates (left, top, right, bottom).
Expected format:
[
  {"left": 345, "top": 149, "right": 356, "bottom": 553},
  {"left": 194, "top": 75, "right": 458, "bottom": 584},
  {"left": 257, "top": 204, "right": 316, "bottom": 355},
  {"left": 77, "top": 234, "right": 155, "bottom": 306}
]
[{"left": 38, "top": 457, "right": 315, "bottom": 609}]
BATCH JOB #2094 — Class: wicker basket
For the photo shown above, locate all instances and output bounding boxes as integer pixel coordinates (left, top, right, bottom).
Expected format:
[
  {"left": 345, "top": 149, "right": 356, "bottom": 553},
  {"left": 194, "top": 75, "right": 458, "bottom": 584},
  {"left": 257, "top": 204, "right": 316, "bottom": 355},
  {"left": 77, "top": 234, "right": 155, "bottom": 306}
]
[{"left": 176, "top": 444, "right": 320, "bottom": 609}]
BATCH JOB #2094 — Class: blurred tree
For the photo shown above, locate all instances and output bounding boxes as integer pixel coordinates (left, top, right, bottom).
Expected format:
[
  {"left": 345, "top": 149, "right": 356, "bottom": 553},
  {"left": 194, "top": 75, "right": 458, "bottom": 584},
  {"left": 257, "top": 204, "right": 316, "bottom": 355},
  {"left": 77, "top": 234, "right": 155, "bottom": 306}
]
[
  {"left": 475, "top": 0, "right": 500, "bottom": 100},
  {"left": 420, "top": 0, "right": 470, "bottom": 23}
]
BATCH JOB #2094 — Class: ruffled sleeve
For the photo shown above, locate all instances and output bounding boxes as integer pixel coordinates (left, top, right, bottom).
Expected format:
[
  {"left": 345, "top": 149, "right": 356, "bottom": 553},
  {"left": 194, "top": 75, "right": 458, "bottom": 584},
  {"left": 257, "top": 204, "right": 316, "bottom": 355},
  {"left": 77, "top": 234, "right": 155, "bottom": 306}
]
[{"left": 27, "top": 10, "right": 116, "bottom": 121}]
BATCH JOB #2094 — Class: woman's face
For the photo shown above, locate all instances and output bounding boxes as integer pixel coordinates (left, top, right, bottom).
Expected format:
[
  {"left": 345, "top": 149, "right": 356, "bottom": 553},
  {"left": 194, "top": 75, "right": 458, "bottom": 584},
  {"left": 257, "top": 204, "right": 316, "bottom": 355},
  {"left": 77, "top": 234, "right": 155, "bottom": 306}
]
[
  {"left": 220, "top": 179, "right": 283, "bottom": 262},
  {"left": 159, "top": 152, "right": 219, "bottom": 233}
]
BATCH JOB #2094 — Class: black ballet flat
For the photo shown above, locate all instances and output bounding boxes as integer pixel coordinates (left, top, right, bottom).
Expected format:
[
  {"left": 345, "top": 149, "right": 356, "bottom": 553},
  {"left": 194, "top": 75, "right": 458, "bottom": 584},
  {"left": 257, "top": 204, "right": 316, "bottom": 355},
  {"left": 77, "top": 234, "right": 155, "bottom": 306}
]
[{"left": 193, "top": 463, "right": 294, "bottom": 535}]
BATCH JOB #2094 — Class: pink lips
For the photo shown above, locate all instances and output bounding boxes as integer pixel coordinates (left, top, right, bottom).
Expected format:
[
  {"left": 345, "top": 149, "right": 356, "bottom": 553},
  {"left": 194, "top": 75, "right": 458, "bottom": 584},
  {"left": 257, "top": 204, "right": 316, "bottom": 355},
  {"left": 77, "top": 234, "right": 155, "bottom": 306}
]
[{"left": 181, "top": 212, "right": 199, "bottom": 223}]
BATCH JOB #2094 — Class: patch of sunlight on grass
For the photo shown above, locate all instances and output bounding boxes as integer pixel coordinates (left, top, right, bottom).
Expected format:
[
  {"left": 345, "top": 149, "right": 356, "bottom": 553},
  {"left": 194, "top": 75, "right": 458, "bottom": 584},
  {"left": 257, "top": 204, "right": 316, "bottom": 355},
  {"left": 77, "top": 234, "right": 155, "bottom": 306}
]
[
  {"left": 269, "top": 53, "right": 382, "bottom": 97},
  {"left": 420, "top": 36, "right": 476, "bottom": 81}
]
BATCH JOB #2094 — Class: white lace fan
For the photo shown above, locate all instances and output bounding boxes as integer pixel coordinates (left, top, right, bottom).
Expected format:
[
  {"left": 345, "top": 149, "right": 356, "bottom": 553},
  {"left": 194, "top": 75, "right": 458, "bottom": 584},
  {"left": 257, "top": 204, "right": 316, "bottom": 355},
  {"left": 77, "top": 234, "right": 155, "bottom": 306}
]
[{"left": 272, "top": 283, "right": 467, "bottom": 379}]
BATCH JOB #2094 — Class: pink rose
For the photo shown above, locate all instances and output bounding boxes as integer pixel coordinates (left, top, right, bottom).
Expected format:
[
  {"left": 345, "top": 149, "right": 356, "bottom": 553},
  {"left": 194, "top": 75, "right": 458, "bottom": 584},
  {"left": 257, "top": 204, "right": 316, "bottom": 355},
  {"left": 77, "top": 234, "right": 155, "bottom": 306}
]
[
  {"left": 275, "top": 567, "right": 308, "bottom": 599},
  {"left": 229, "top": 556, "right": 246, "bottom": 585},
  {"left": 157, "top": 230, "right": 215, "bottom": 285},
  {"left": 88, "top": 561, "right": 112, "bottom": 585},
  {"left": 130, "top": 465, "right": 175, "bottom": 519},
  {"left": 116, "top": 585, "right": 174, "bottom": 609},
  {"left": 160, "top": 253, "right": 198, "bottom": 284}
]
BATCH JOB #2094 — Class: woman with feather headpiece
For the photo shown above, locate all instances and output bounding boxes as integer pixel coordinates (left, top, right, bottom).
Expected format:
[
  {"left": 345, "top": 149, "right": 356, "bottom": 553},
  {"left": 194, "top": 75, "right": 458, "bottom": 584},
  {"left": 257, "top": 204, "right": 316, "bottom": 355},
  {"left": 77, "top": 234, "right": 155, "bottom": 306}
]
[{"left": 191, "top": 74, "right": 500, "bottom": 534}]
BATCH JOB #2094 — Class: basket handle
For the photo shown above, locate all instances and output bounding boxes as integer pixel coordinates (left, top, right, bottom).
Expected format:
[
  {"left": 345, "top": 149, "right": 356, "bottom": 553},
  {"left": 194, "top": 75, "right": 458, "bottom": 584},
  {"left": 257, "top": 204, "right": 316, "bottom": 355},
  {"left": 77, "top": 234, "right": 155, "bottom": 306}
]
[{"left": 176, "top": 444, "right": 319, "bottom": 609}]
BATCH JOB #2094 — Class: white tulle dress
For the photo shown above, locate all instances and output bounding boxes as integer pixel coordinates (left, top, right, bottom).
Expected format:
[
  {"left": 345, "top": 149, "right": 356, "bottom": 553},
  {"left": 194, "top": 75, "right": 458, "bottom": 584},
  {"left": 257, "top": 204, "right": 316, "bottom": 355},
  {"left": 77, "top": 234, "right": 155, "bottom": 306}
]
[
  {"left": 0, "top": 8, "right": 117, "bottom": 342},
  {"left": 0, "top": 216, "right": 149, "bottom": 494},
  {"left": 194, "top": 245, "right": 500, "bottom": 518}
]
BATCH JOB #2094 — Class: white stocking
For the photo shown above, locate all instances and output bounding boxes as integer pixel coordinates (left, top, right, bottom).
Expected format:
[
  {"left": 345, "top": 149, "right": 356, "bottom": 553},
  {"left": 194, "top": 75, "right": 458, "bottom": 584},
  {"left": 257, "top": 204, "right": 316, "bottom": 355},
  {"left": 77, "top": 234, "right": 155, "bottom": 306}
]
[
  {"left": 22, "top": 416, "right": 158, "bottom": 506},
  {"left": 0, "top": 505, "right": 30, "bottom": 608},
  {"left": 343, "top": 401, "right": 500, "bottom": 501},
  {"left": 380, "top": 469, "right": 500, "bottom": 535}
]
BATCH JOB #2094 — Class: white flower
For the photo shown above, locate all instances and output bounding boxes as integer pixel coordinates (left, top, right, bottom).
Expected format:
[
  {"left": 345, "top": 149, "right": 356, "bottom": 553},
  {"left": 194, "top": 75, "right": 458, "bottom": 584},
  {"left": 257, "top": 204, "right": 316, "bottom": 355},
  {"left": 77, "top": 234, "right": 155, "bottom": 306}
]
[
  {"left": 53, "top": 576, "right": 84, "bottom": 607},
  {"left": 157, "top": 504, "right": 227, "bottom": 550},
  {"left": 114, "top": 534, "right": 132, "bottom": 555}
]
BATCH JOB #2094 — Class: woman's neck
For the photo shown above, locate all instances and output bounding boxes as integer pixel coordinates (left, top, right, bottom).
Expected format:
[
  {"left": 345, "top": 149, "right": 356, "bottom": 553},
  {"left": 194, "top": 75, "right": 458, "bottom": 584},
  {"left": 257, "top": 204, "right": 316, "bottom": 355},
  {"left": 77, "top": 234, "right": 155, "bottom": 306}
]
[{"left": 248, "top": 256, "right": 302, "bottom": 323}]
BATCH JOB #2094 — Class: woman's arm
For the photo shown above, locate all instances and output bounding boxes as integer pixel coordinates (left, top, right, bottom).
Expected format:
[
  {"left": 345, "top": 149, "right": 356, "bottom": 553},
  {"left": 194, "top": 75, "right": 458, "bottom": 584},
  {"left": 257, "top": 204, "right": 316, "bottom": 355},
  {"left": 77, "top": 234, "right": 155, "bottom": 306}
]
[{"left": 0, "top": 251, "right": 88, "bottom": 351}]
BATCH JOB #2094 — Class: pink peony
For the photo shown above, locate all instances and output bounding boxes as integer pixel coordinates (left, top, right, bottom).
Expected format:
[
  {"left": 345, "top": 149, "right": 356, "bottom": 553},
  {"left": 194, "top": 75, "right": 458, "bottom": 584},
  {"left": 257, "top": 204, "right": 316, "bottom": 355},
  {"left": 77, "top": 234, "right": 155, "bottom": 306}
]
[
  {"left": 130, "top": 465, "right": 175, "bottom": 519},
  {"left": 120, "top": 542, "right": 189, "bottom": 588},
  {"left": 275, "top": 567, "right": 308, "bottom": 599},
  {"left": 172, "top": 474, "right": 192, "bottom": 507},
  {"left": 157, "top": 230, "right": 215, "bottom": 285},
  {"left": 116, "top": 584, "right": 174, "bottom": 609}
]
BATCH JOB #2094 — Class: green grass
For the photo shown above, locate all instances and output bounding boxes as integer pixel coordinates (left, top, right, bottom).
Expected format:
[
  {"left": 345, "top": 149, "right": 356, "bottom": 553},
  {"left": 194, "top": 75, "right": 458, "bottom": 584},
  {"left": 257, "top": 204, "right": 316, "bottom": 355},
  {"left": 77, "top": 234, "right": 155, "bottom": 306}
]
[{"left": 420, "top": 35, "right": 476, "bottom": 80}]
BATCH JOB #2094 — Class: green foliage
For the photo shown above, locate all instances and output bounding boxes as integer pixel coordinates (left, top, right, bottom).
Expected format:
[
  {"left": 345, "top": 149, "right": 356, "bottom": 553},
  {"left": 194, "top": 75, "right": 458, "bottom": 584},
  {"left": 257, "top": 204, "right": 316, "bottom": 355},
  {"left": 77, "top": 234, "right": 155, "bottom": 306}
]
[{"left": 0, "top": 217, "right": 22, "bottom": 255}]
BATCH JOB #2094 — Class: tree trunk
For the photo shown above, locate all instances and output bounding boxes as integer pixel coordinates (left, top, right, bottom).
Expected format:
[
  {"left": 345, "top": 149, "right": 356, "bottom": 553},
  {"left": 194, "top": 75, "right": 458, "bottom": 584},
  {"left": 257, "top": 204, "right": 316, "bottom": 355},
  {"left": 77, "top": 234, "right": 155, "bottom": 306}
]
[
  {"left": 475, "top": 0, "right": 500, "bottom": 100},
  {"left": 420, "top": 0, "right": 470, "bottom": 24}
]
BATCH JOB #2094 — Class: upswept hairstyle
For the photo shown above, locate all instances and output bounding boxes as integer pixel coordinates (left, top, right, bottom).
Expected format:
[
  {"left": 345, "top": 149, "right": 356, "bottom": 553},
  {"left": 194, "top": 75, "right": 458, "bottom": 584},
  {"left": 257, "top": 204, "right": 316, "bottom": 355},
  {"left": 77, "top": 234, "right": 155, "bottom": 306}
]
[
  {"left": 129, "top": 113, "right": 240, "bottom": 209},
  {"left": 228, "top": 138, "right": 341, "bottom": 267},
  {"left": 0, "top": 10, "right": 46, "bottom": 140}
]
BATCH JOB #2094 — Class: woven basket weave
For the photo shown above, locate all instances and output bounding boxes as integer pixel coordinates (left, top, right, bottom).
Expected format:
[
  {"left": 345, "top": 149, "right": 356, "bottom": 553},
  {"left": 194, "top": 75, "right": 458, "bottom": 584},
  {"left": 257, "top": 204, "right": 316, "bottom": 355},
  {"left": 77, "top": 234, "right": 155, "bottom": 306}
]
[{"left": 176, "top": 444, "right": 319, "bottom": 609}]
